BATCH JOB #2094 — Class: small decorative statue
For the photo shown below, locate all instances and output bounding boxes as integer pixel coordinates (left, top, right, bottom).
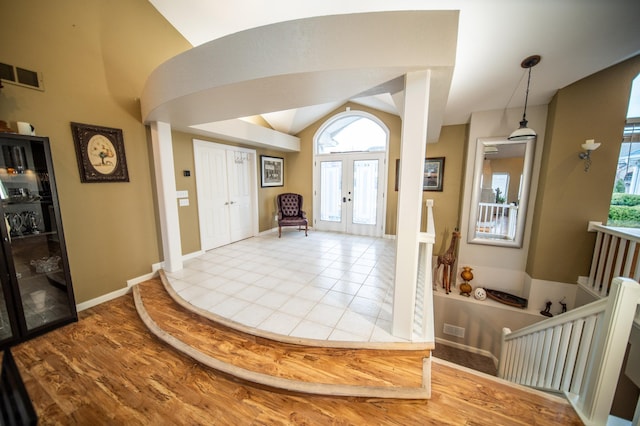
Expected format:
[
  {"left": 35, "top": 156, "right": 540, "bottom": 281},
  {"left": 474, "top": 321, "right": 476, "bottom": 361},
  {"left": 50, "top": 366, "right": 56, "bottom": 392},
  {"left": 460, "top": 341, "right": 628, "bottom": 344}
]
[
  {"left": 559, "top": 298, "right": 567, "bottom": 314},
  {"left": 459, "top": 266, "right": 473, "bottom": 297},
  {"left": 540, "top": 301, "right": 553, "bottom": 317},
  {"left": 436, "top": 230, "right": 460, "bottom": 294}
]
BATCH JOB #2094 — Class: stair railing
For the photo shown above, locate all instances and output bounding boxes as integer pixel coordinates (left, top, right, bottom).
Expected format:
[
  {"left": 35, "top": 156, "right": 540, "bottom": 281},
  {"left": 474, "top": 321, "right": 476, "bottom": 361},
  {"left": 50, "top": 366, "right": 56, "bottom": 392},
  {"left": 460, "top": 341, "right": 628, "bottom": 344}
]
[
  {"left": 498, "top": 276, "right": 640, "bottom": 426},
  {"left": 584, "top": 223, "right": 640, "bottom": 297},
  {"left": 416, "top": 199, "right": 436, "bottom": 341}
]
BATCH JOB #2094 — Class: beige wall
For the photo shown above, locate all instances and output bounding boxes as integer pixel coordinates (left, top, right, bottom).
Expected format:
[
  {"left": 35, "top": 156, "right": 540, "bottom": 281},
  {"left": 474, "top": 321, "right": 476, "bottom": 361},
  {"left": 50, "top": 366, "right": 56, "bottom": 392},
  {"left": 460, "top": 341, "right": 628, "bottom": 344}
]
[
  {"left": 420, "top": 124, "right": 468, "bottom": 254},
  {"left": 0, "top": 0, "right": 192, "bottom": 302},
  {"left": 527, "top": 55, "right": 640, "bottom": 283},
  {"left": 172, "top": 131, "right": 201, "bottom": 255}
]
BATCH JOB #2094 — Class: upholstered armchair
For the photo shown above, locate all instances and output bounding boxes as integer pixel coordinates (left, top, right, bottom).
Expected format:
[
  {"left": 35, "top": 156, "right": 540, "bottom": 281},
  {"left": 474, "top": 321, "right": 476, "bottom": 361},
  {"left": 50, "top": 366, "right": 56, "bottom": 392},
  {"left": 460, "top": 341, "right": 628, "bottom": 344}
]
[{"left": 276, "top": 193, "right": 308, "bottom": 238}]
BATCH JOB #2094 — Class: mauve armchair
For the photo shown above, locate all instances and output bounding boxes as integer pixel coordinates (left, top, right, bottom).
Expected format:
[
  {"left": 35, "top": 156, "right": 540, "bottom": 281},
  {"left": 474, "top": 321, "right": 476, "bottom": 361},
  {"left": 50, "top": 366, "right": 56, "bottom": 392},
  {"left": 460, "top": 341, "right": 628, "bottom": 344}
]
[{"left": 276, "top": 193, "right": 308, "bottom": 238}]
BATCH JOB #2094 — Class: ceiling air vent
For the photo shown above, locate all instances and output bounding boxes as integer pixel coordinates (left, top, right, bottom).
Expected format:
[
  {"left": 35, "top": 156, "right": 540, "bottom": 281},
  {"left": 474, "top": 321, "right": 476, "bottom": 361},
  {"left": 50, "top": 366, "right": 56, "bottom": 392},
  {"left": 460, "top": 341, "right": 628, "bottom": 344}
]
[{"left": 0, "top": 62, "right": 44, "bottom": 91}]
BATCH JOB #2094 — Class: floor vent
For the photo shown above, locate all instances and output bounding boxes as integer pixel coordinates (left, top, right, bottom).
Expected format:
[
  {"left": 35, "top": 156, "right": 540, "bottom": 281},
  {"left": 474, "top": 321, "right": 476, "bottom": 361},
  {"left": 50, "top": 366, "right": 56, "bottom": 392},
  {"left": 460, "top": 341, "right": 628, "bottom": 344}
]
[{"left": 0, "top": 62, "right": 44, "bottom": 91}]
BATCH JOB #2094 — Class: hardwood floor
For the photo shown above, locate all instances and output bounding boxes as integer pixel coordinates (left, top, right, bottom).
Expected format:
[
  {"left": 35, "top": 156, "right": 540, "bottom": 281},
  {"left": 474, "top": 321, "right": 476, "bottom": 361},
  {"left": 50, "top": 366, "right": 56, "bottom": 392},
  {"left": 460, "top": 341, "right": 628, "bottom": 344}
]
[
  {"left": 135, "top": 278, "right": 428, "bottom": 397},
  {"left": 8, "top": 287, "right": 583, "bottom": 425}
]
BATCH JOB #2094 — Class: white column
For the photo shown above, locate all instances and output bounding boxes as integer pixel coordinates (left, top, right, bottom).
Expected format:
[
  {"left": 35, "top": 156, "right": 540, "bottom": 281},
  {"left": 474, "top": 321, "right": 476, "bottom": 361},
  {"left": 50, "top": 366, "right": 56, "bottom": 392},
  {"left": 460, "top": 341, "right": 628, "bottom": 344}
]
[
  {"left": 392, "top": 70, "right": 431, "bottom": 339},
  {"left": 150, "top": 121, "right": 183, "bottom": 272}
]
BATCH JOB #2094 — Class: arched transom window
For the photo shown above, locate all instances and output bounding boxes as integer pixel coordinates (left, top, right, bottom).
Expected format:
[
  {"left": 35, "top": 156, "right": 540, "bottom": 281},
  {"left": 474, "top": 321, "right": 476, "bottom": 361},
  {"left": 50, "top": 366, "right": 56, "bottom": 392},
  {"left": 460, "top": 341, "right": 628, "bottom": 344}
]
[{"left": 315, "top": 112, "right": 387, "bottom": 154}]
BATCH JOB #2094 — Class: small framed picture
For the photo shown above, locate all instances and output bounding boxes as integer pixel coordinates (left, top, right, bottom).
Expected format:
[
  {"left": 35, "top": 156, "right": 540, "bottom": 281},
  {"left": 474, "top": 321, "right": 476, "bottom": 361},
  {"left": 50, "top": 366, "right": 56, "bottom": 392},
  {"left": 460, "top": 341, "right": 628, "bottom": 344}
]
[
  {"left": 260, "top": 155, "right": 284, "bottom": 187},
  {"left": 71, "top": 122, "right": 129, "bottom": 183},
  {"left": 423, "top": 157, "right": 445, "bottom": 191},
  {"left": 394, "top": 157, "right": 446, "bottom": 191}
]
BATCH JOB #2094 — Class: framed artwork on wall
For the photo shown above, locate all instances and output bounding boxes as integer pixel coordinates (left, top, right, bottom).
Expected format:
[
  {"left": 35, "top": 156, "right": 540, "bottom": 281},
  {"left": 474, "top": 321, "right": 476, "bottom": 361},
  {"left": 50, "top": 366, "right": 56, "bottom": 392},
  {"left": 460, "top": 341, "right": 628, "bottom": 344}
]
[
  {"left": 260, "top": 155, "right": 284, "bottom": 187},
  {"left": 394, "top": 157, "right": 446, "bottom": 191},
  {"left": 70, "top": 122, "right": 129, "bottom": 183},
  {"left": 423, "top": 157, "right": 445, "bottom": 191}
]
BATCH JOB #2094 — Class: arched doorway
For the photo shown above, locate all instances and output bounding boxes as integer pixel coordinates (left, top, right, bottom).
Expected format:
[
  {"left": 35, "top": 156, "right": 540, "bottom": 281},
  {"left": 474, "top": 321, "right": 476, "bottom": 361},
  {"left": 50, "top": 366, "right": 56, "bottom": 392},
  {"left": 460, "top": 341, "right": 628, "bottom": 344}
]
[{"left": 313, "top": 110, "right": 389, "bottom": 237}]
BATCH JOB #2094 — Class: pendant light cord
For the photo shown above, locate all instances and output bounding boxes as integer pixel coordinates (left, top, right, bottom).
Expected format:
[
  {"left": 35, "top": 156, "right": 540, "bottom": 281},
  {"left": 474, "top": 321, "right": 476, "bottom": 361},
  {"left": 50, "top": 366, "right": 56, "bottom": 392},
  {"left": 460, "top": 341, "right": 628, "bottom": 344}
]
[{"left": 522, "top": 66, "right": 532, "bottom": 123}]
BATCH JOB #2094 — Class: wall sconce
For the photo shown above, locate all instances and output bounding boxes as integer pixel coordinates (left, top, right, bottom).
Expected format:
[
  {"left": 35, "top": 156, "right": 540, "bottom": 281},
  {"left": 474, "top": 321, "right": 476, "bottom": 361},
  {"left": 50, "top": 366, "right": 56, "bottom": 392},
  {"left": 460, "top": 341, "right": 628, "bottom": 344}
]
[{"left": 578, "top": 139, "right": 601, "bottom": 172}]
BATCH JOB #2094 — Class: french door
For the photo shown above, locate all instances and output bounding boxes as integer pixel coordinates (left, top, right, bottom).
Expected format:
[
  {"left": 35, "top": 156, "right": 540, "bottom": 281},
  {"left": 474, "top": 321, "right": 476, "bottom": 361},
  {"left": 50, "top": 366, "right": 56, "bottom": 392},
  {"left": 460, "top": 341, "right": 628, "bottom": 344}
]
[{"left": 314, "top": 152, "right": 385, "bottom": 236}]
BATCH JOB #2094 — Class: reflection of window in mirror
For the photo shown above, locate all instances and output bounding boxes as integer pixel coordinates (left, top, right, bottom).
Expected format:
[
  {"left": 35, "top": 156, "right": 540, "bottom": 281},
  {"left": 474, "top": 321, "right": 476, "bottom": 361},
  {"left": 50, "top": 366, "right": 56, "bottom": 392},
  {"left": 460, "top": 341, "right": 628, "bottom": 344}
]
[
  {"left": 518, "top": 174, "right": 524, "bottom": 204},
  {"left": 492, "top": 173, "right": 509, "bottom": 204}
]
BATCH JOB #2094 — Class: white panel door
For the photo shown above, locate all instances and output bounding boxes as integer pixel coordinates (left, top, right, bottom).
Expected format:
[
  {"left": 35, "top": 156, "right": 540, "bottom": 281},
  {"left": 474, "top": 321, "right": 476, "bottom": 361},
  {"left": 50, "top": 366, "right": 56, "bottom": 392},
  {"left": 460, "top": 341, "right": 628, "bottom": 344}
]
[
  {"left": 195, "top": 145, "right": 231, "bottom": 250},
  {"left": 194, "top": 142, "right": 257, "bottom": 251},
  {"left": 226, "top": 150, "right": 253, "bottom": 241}
]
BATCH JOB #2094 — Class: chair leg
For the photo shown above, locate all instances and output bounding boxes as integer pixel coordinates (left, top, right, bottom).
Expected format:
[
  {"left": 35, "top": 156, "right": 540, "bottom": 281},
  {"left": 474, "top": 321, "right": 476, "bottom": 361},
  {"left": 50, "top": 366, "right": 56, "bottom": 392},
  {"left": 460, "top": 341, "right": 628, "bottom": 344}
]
[
  {"left": 305, "top": 223, "right": 308, "bottom": 236},
  {"left": 278, "top": 226, "right": 281, "bottom": 238}
]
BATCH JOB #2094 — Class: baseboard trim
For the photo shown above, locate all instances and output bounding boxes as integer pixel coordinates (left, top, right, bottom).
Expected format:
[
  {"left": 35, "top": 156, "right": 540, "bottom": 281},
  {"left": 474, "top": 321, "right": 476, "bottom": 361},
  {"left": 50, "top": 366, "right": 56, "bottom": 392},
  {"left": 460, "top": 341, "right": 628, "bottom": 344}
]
[
  {"left": 435, "top": 337, "right": 499, "bottom": 368},
  {"left": 76, "top": 250, "right": 204, "bottom": 313},
  {"left": 76, "top": 287, "right": 133, "bottom": 312},
  {"left": 183, "top": 250, "right": 205, "bottom": 261},
  {"left": 127, "top": 271, "right": 159, "bottom": 287}
]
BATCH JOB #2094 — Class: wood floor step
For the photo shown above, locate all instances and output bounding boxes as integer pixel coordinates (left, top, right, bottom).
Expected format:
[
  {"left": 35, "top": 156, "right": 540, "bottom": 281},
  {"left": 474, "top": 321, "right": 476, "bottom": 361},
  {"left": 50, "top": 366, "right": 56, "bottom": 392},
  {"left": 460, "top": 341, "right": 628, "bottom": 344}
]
[{"left": 133, "top": 278, "right": 430, "bottom": 399}]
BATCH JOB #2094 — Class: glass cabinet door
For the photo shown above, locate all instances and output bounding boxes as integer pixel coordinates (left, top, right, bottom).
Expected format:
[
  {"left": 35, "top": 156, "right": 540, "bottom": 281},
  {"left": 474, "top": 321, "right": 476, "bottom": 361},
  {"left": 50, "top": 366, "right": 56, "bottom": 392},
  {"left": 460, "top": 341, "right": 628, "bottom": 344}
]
[
  {"left": 0, "top": 134, "right": 76, "bottom": 346},
  {"left": 0, "top": 279, "right": 16, "bottom": 342}
]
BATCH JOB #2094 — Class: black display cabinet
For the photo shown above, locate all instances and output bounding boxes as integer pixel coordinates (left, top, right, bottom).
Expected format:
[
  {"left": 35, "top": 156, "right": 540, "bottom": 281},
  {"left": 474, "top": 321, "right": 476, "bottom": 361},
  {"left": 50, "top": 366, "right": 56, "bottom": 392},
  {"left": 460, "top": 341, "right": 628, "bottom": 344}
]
[{"left": 0, "top": 133, "right": 77, "bottom": 349}]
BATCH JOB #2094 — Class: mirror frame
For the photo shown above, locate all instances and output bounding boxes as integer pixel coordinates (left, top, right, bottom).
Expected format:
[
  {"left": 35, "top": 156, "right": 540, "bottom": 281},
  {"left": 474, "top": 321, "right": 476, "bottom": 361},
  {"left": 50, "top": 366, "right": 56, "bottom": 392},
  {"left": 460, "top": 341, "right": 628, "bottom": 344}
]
[{"left": 467, "top": 136, "right": 536, "bottom": 248}]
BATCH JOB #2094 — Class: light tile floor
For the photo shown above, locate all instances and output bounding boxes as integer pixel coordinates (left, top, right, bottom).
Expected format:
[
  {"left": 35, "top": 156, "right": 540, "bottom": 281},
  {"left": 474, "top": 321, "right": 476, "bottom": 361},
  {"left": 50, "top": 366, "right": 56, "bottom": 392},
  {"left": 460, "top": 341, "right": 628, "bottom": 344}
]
[{"left": 164, "top": 229, "right": 417, "bottom": 343}]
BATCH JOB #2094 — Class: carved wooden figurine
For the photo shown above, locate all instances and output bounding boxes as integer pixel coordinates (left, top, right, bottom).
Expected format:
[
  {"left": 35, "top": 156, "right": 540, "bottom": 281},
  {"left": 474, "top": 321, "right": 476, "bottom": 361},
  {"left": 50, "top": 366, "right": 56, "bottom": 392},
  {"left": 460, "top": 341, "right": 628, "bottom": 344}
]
[{"left": 436, "top": 230, "right": 460, "bottom": 294}]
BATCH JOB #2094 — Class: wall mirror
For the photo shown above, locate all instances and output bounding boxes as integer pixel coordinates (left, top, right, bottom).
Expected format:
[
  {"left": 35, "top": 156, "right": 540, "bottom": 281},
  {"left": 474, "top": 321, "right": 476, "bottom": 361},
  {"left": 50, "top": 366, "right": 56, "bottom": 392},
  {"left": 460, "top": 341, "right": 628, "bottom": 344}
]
[{"left": 467, "top": 137, "right": 535, "bottom": 248}]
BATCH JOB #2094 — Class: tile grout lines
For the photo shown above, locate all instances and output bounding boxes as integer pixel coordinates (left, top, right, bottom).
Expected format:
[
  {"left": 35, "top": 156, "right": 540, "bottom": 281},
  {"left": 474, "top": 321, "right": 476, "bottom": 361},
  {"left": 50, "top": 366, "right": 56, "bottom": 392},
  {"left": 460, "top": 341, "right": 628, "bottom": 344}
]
[{"left": 165, "top": 231, "right": 419, "bottom": 343}]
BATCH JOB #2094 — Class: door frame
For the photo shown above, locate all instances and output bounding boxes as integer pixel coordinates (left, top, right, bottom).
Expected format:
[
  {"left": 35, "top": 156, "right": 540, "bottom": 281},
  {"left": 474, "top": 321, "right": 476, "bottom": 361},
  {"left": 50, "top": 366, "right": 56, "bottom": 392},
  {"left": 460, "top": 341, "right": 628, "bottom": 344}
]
[
  {"left": 313, "top": 152, "right": 387, "bottom": 236},
  {"left": 193, "top": 139, "right": 259, "bottom": 251},
  {"left": 311, "top": 110, "right": 389, "bottom": 237}
]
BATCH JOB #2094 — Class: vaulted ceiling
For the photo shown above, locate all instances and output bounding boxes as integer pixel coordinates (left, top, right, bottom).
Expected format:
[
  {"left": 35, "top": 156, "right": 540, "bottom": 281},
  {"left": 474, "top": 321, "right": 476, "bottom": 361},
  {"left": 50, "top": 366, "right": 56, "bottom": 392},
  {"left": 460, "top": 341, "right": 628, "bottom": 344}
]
[{"left": 147, "top": 0, "right": 640, "bottom": 138}]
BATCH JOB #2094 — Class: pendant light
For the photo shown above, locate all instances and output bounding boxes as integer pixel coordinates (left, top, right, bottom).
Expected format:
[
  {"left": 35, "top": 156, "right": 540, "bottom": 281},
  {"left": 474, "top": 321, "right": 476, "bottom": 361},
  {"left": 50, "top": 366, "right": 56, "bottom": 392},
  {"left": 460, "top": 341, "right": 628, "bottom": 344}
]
[{"left": 508, "top": 55, "right": 541, "bottom": 141}]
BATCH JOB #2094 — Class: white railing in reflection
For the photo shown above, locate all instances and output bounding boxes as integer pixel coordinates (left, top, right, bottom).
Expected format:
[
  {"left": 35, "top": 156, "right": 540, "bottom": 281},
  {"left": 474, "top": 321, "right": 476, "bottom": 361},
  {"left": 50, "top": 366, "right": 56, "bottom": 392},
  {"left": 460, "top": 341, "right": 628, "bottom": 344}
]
[
  {"left": 475, "top": 202, "right": 518, "bottom": 240},
  {"left": 415, "top": 199, "right": 436, "bottom": 341},
  {"left": 499, "top": 277, "right": 640, "bottom": 426},
  {"left": 584, "top": 223, "right": 640, "bottom": 298}
]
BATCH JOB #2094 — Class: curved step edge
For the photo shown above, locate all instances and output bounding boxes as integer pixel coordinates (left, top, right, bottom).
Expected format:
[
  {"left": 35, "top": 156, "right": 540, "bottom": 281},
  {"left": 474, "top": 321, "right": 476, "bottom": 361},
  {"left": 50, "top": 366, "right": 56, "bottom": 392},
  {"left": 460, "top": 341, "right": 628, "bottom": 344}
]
[
  {"left": 158, "top": 270, "right": 433, "bottom": 351},
  {"left": 133, "top": 284, "right": 430, "bottom": 400}
]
